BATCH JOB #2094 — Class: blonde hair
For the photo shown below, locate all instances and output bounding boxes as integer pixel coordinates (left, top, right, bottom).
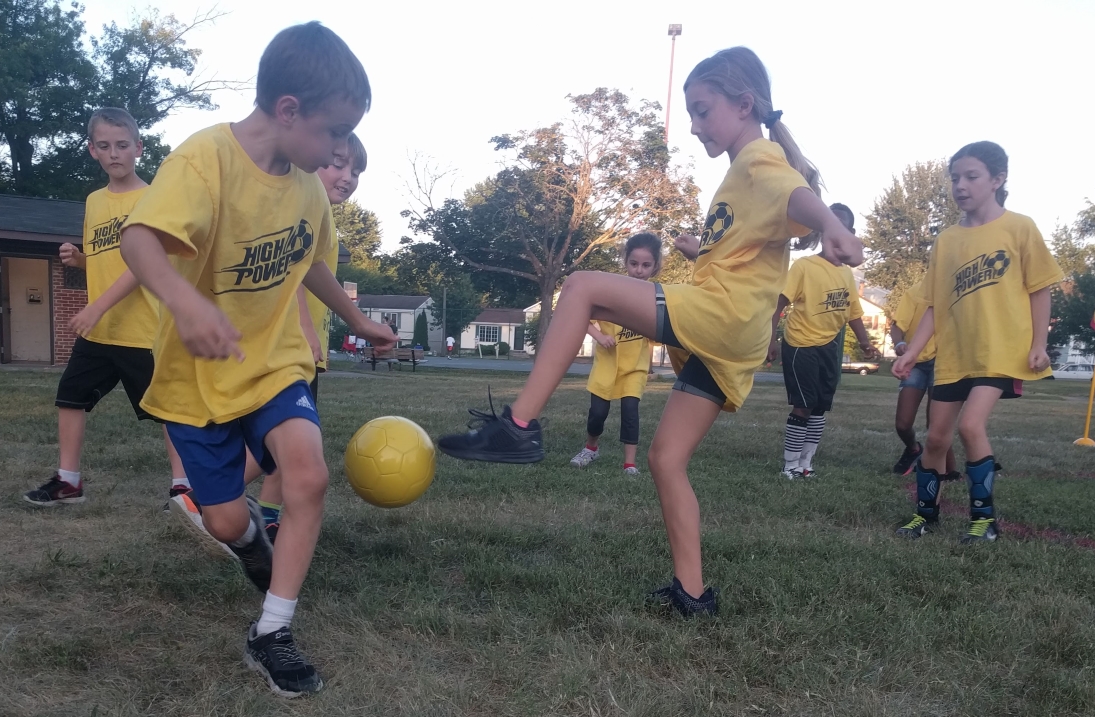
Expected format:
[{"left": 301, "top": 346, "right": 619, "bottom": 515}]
[
  {"left": 87, "top": 107, "right": 140, "bottom": 143},
  {"left": 347, "top": 132, "right": 367, "bottom": 174},
  {"left": 685, "top": 48, "right": 821, "bottom": 248}
]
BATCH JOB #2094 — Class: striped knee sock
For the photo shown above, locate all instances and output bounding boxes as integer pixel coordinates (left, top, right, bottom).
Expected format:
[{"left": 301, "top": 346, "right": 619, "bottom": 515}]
[
  {"left": 799, "top": 414, "right": 826, "bottom": 469},
  {"left": 783, "top": 414, "right": 808, "bottom": 471}
]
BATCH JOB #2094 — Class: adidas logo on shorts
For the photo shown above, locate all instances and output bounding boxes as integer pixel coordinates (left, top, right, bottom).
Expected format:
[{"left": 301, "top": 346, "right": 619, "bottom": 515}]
[{"left": 296, "top": 395, "right": 314, "bottom": 411}]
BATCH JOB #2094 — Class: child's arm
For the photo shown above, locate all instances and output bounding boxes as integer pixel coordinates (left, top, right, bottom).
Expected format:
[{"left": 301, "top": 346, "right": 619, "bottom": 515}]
[
  {"left": 890, "top": 323, "right": 907, "bottom": 356},
  {"left": 120, "top": 225, "right": 244, "bottom": 361},
  {"left": 787, "top": 188, "right": 864, "bottom": 267},
  {"left": 301, "top": 261, "right": 395, "bottom": 350},
  {"left": 587, "top": 321, "right": 615, "bottom": 349},
  {"left": 1028, "top": 286, "right": 1052, "bottom": 372},
  {"left": 767, "top": 294, "right": 790, "bottom": 362},
  {"left": 59, "top": 242, "right": 87, "bottom": 270},
  {"left": 673, "top": 234, "right": 700, "bottom": 261},
  {"left": 68, "top": 270, "right": 140, "bottom": 337},
  {"left": 296, "top": 286, "right": 323, "bottom": 363},
  {"left": 847, "top": 318, "right": 881, "bottom": 359},
  {"left": 892, "top": 308, "right": 934, "bottom": 379}
]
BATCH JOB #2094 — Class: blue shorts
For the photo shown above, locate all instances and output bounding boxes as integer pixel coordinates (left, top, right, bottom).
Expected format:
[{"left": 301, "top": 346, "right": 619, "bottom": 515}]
[
  {"left": 899, "top": 359, "right": 935, "bottom": 391},
  {"left": 165, "top": 381, "right": 320, "bottom": 506}
]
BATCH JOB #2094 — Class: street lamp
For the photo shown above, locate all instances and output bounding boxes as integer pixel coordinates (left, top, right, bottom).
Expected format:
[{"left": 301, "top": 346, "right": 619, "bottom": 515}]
[{"left": 665, "top": 24, "right": 682, "bottom": 144}]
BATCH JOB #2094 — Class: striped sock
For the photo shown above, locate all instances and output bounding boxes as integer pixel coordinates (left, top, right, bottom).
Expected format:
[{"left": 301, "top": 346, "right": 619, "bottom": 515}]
[
  {"left": 259, "top": 501, "right": 281, "bottom": 527},
  {"left": 783, "top": 414, "right": 808, "bottom": 470},
  {"left": 799, "top": 414, "right": 826, "bottom": 469}
]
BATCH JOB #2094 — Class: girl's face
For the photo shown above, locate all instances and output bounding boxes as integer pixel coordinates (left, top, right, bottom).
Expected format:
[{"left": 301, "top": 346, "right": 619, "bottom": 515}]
[
  {"left": 625, "top": 246, "right": 658, "bottom": 280},
  {"left": 950, "top": 156, "right": 1004, "bottom": 214},
  {"left": 685, "top": 81, "right": 751, "bottom": 158}
]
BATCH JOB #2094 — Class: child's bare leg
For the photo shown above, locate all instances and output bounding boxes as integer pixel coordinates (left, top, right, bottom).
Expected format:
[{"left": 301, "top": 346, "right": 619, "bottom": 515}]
[
  {"left": 243, "top": 449, "right": 264, "bottom": 485},
  {"left": 58, "top": 408, "right": 87, "bottom": 472},
  {"left": 923, "top": 393, "right": 957, "bottom": 473},
  {"left": 512, "top": 273, "right": 657, "bottom": 422},
  {"left": 200, "top": 496, "right": 251, "bottom": 543},
  {"left": 895, "top": 387, "right": 925, "bottom": 449},
  {"left": 623, "top": 443, "right": 638, "bottom": 465},
  {"left": 956, "top": 387, "right": 1003, "bottom": 462},
  {"left": 258, "top": 472, "right": 283, "bottom": 509},
  {"left": 163, "top": 426, "right": 187, "bottom": 480},
  {"left": 647, "top": 390, "right": 722, "bottom": 598},
  {"left": 922, "top": 399, "right": 960, "bottom": 474},
  {"left": 263, "top": 418, "right": 328, "bottom": 600}
]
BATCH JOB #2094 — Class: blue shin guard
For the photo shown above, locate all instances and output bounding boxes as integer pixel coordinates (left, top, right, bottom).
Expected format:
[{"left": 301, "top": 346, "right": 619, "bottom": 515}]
[
  {"left": 915, "top": 460, "right": 941, "bottom": 520},
  {"left": 966, "top": 455, "right": 996, "bottom": 520}
]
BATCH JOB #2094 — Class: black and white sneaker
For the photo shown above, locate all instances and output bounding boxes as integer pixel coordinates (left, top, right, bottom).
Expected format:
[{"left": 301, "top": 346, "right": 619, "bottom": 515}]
[
  {"left": 645, "top": 577, "right": 719, "bottom": 617},
  {"left": 228, "top": 496, "right": 273, "bottom": 593},
  {"left": 245, "top": 623, "right": 323, "bottom": 698},
  {"left": 437, "top": 393, "right": 543, "bottom": 464}
]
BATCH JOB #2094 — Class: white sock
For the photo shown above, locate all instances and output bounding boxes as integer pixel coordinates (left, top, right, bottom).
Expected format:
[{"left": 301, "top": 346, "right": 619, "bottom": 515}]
[
  {"left": 229, "top": 519, "right": 258, "bottom": 548},
  {"left": 172, "top": 476, "right": 191, "bottom": 489},
  {"left": 255, "top": 592, "right": 297, "bottom": 637},
  {"left": 57, "top": 469, "right": 81, "bottom": 487}
]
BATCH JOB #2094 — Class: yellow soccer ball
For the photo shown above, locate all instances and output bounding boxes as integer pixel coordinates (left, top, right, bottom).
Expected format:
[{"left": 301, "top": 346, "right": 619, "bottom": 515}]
[{"left": 344, "top": 416, "right": 436, "bottom": 508}]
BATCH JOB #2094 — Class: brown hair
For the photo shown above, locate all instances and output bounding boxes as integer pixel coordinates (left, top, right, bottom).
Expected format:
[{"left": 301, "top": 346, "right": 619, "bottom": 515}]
[
  {"left": 949, "top": 141, "right": 1008, "bottom": 207},
  {"left": 256, "top": 22, "right": 371, "bottom": 116},
  {"left": 347, "top": 132, "right": 367, "bottom": 174},
  {"left": 88, "top": 107, "right": 140, "bottom": 143},
  {"left": 624, "top": 232, "right": 664, "bottom": 276}
]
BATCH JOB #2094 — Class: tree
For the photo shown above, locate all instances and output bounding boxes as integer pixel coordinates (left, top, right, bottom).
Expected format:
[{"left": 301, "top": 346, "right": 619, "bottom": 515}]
[
  {"left": 404, "top": 88, "right": 701, "bottom": 339},
  {"left": 412, "top": 310, "right": 430, "bottom": 351},
  {"left": 860, "top": 160, "right": 960, "bottom": 312},
  {"left": 1048, "top": 202, "right": 1095, "bottom": 357},
  {"left": 1050, "top": 201, "right": 1095, "bottom": 278},
  {"left": 429, "top": 274, "right": 484, "bottom": 343},
  {"left": 0, "top": 2, "right": 237, "bottom": 198},
  {"left": 334, "top": 200, "right": 382, "bottom": 267}
]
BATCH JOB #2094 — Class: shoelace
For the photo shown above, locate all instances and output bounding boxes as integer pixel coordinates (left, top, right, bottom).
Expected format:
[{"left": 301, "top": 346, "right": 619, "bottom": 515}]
[
  {"left": 966, "top": 518, "right": 994, "bottom": 537},
  {"left": 465, "top": 387, "right": 500, "bottom": 430},
  {"left": 269, "top": 640, "right": 306, "bottom": 669},
  {"left": 901, "top": 515, "right": 927, "bottom": 530}
]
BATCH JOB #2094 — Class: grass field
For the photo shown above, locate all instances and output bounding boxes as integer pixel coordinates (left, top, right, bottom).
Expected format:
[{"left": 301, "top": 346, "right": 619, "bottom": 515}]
[{"left": 4, "top": 367, "right": 1095, "bottom": 716}]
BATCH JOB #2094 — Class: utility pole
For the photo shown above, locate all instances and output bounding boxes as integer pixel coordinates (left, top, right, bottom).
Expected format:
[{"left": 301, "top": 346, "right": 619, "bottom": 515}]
[
  {"left": 442, "top": 286, "right": 447, "bottom": 342},
  {"left": 665, "top": 24, "right": 682, "bottom": 144}
]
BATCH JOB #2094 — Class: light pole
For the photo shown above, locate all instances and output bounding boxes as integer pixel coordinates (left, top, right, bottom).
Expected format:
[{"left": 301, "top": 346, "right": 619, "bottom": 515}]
[{"left": 665, "top": 24, "right": 682, "bottom": 144}]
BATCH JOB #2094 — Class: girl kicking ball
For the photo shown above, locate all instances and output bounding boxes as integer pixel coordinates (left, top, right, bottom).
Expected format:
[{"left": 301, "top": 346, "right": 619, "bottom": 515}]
[
  {"left": 438, "top": 47, "right": 863, "bottom": 616},
  {"left": 571, "top": 232, "right": 662, "bottom": 476}
]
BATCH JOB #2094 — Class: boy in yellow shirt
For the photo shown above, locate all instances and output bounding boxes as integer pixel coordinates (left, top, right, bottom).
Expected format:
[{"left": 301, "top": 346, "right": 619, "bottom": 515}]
[
  {"left": 22, "top": 108, "right": 188, "bottom": 507},
  {"left": 893, "top": 141, "right": 1062, "bottom": 543},
  {"left": 767, "top": 203, "right": 879, "bottom": 479},
  {"left": 119, "top": 23, "right": 393, "bottom": 697}
]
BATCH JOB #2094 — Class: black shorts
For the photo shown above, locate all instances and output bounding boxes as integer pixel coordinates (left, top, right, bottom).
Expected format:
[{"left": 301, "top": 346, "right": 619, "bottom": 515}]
[
  {"left": 654, "top": 283, "right": 727, "bottom": 406},
  {"left": 932, "top": 377, "right": 1022, "bottom": 403},
  {"left": 55, "top": 336, "right": 154, "bottom": 420},
  {"left": 781, "top": 337, "right": 841, "bottom": 412}
]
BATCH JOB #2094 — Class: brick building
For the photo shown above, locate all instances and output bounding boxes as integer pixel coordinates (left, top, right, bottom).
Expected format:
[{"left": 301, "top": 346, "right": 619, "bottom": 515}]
[{"left": 0, "top": 195, "right": 87, "bottom": 365}]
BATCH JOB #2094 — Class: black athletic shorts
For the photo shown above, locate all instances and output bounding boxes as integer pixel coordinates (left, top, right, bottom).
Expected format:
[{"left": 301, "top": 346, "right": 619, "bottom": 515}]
[
  {"left": 932, "top": 376, "right": 1022, "bottom": 403},
  {"left": 653, "top": 283, "right": 727, "bottom": 406},
  {"left": 781, "top": 336, "right": 841, "bottom": 412},
  {"left": 55, "top": 336, "right": 154, "bottom": 420}
]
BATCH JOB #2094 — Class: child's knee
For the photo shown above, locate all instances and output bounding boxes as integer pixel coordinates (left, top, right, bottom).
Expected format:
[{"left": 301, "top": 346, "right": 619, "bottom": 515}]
[
  {"left": 202, "top": 503, "right": 250, "bottom": 543},
  {"left": 895, "top": 415, "right": 914, "bottom": 433},
  {"left": 956, "top": 415, "right": 986, "bottom": 446}
]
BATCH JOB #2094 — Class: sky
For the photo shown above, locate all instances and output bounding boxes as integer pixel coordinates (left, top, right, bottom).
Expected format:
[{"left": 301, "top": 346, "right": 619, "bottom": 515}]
[{"left": 80, "top": 0, "right": 1095, "bottom": 254}]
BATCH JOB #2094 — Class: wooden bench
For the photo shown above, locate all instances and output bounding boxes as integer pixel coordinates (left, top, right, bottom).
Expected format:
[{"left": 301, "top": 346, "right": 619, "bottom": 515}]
[{"left": 360, "top": 347, "right": 425, "bottom": 372}]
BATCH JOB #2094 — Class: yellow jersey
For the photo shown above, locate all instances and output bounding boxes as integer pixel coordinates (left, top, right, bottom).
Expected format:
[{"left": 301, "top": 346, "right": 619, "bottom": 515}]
[
  {"left": 892, "top": 279, "right": 935, "bottom": 362},
  {"left": 82, "top": 187, "right": 159, "bottom": 349},
  {"left": 587, "top": 321, "right": 651, "bottom": 400},
  {"left": 663, "top": 139, "right": 810, "bottom": 411},
  {"left": 924, "top": 211, "right": 1062, "bottom": 384},
  {"left": 304, "top": 213, "right": 340, "bottom": 371},
  {"left": 781, "top": 254, "right": 863, "bottom": 348},
  {"left": 122, "top": 123, "right": 334, "bottom": 426}
]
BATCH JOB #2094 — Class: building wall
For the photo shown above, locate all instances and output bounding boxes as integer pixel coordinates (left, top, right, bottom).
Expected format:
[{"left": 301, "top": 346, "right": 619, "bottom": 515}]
[{"left": 51, "top": 258, "right": 86, "bottom": 364}]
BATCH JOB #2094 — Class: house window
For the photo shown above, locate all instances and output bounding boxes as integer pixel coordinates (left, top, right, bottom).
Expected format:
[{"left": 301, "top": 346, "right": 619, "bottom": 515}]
[
  {"left": 381, "top": 312, "right": 400, "bottom": 329},
  {"left": 477, "top": 325, "right": 500, "bottom": 344},
  {"left": 861, "top": 315, "right": 876, "bottom": 330}
]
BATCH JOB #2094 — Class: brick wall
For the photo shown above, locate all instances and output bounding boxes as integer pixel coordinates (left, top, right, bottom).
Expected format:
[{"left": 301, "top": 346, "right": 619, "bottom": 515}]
[{"left": 51, "top": 259, "right": 86, "bottom": 365}]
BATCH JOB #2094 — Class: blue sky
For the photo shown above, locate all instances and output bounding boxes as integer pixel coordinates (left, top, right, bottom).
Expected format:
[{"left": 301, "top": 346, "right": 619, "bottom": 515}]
[{"left": 82, "top": 0, "right": 1095, "bottom": 252}]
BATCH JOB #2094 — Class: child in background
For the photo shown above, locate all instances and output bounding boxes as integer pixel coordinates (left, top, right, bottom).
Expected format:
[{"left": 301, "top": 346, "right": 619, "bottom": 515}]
[
  {"left": 893, "top": 141, "right": 1062, "bottom": 543},
  {"left": 570, "top": 232, "right": 663, "bottom": 475}
]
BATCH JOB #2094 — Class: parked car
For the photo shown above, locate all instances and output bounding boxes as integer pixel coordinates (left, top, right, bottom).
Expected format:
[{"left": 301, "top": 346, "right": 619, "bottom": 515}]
[
  {"left": 842, "top": 356, "right": 880, "bottom": 375},
  {"left": 1052, "top": 363, "right": 1094, "bottom": 380}
]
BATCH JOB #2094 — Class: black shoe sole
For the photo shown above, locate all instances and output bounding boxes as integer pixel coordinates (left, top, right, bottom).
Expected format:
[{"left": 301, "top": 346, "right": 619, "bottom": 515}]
[{"left": 437, "top": 445, "right": 544, "bottom": 464}]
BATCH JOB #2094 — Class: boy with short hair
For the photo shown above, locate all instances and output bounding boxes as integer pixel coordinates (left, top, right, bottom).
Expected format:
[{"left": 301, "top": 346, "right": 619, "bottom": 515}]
[
  {"left": 23, "top": 107, "right": 190, "bottom": 508},
  {"left": 119, "top": 23, "right": 393, "bottom": 697}
]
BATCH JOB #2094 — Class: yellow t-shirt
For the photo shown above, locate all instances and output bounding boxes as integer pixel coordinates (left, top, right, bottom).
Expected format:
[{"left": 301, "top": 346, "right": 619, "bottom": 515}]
[
  {"left": 304, "top": 215, "right": 339, "bottom": 371},
  {"left": 663, "top": 139, "right": 810, "bottom": 411},
  {"left": 781, "top": 254, "right": 863, "bottom": 348},
  {"left": 892, "top": 279, "right": 935, "bottom": 362},
  {"left": 587, "top": 321, "right": 651, "bottom": 400},
  {"left": 924, "top": 211, "right": 1062, "bottom": 385},
  {"left": 122, "top": 123, "right": 334, "bottom": 426},
  {"left": 82, "top": 187, "right": 160, "bottom": 349}
]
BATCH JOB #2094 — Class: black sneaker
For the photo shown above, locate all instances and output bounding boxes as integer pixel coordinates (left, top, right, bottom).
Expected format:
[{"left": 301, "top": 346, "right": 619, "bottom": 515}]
[
  {"left": 646, "top": 578, "right": 719, "bottom": 617},
  {"left": 227, "top": 496, "right": 273, "bottom": 593},
  {"left": 893, "top": 443, "right": 923, "bottom": 475},
  {"left": 244, "top": 623, "right": 323, "bottom": 698},
  {"left": 23, "top": 475, "right": 85, "bottom": 507},
  {"left": 895, "top": 514, "right": 936, "bottom": 539},
  {"left": 437, "top": 394, "right": 543, "bottom": 464},
  {"left": 960, "top": 517, "right": 999, "bottom": 544}
]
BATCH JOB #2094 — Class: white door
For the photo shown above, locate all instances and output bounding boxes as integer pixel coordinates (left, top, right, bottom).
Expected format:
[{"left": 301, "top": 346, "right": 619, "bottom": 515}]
[{"left": 4, "top": 258, "right": 52, "bottom": 362}]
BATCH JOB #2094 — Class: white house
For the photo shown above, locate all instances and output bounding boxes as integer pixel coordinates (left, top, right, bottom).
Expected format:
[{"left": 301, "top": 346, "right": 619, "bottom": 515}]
[
  {"left": 523, "top": 294, "right": 596, "bottom": 357},
  {"left": 459, "top": 308, "right": 527, "bottom": 353},
  {"left": 355, "top": 294, "right": 443, "bottom": 350}
]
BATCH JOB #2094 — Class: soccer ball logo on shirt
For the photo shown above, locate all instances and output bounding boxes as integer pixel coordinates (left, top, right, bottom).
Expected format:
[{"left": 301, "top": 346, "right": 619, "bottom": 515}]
[
  {"left": 215, "top": 218, "right": 314, "bottom": 294},
  {"left": 951, "top": 249, "right": 1011, "bottom": 305},
  {"left": 698, "top": 202, "right": 734, "bottom": 254}
]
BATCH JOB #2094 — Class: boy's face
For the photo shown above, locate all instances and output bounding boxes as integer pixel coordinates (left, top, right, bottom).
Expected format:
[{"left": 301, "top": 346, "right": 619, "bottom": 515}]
[
  {"left": 280, "top": 97, "right": 364, "bottom": 174},
  {"left": 88, "top": 123, "right": 142, "bottom": 181},
  {"left": 317, "top": 150, "right": 360, "bottom": 205}
]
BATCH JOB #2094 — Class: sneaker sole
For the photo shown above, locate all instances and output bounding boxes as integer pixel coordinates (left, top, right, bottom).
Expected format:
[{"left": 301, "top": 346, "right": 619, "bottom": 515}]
[
  {"left": 438, "top": 446, "right": 544, "bottom": 464},
  {"left": 23, "top": 495, "right": 85, "bottom": 507},
  {"left": 244, "top": 652, "right": 324, "bottom": 698},
  {"left": 168, "top": 497, "right": 238, "bottom": 562}
]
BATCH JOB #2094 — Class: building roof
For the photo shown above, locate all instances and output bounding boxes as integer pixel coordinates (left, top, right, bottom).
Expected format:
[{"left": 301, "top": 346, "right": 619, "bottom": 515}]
[
  {"left": 357, "top": 294, "right": 430, "bottom": 310},
  {"left": 338, "top": 243, "right": 351, "bottom": 264},
  {"left": 0, "top": 194, "right": 84, "bottom": 239},
  {"left": 473, "top": 308, "right": 526, "bottom": 325}
]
